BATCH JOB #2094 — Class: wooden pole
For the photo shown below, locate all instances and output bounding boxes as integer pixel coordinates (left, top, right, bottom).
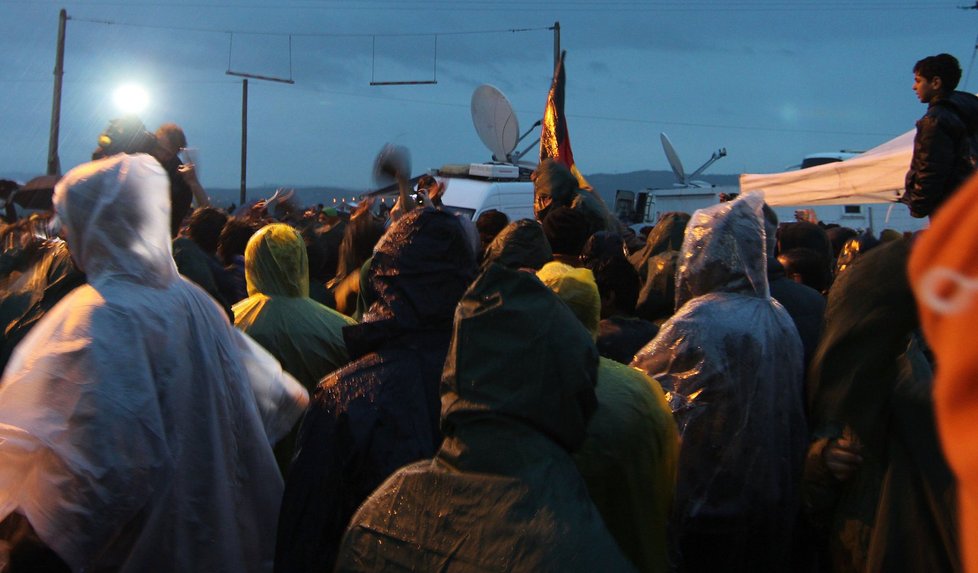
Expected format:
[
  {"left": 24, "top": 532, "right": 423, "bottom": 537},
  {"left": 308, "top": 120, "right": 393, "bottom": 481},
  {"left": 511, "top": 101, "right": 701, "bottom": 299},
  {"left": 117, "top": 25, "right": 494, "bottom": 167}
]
[
  {"left": 47, "top": 9, "right": 67, "bottom": 176},
  {"left": 240, "top": 78, "right": 248, "bottom": 205}
]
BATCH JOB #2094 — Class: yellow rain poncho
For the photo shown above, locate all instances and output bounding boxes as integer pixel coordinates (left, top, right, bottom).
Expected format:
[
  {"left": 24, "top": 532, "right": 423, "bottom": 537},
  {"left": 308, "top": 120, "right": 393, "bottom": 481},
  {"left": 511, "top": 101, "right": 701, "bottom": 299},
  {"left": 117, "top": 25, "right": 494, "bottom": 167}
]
[
  {"left": 537, "top": 262, "right": 679, "bottom": 573},
  {"left": 233, "top": 224, "right": 355, "bottom": 468},
  {"left": 234, "top": 223, "right": 353, "bottom": 391}
]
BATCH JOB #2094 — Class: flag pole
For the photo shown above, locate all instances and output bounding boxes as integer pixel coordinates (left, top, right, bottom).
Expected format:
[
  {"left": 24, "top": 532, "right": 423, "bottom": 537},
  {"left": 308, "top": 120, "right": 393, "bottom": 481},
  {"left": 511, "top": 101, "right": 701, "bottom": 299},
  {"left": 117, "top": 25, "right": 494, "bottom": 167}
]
[{"left": 552, "top": 21, "right": 560, "bottom": 73}]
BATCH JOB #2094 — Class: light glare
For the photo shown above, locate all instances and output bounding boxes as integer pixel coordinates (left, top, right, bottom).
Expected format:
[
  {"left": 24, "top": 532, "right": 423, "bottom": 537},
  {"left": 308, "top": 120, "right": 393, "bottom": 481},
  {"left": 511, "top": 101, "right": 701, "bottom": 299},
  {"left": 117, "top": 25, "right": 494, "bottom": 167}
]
[{"left": 113, "top": 84, "right": 149, "bottom": 114}]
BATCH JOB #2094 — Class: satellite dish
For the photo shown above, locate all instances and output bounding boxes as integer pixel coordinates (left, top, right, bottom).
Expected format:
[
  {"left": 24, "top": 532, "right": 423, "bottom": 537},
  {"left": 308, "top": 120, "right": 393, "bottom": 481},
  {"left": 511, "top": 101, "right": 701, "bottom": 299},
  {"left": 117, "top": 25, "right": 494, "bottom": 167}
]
[
  {"left": 660, "top": 132, "right": 687, "bottom": 186},
  {"left": 471, "top": 85, "right": 520, "bottom": 162}
]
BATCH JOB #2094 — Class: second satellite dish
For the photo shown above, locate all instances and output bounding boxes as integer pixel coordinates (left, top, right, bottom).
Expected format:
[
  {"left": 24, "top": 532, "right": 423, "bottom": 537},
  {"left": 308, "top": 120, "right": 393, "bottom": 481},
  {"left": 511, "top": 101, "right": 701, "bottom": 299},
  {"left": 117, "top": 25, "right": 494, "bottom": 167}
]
[
  {"left": 471, "top": 85, "right": 520, "bottom": 162},
  {"left": 660, "top": 132, "right": 687, "bottom": 186}
]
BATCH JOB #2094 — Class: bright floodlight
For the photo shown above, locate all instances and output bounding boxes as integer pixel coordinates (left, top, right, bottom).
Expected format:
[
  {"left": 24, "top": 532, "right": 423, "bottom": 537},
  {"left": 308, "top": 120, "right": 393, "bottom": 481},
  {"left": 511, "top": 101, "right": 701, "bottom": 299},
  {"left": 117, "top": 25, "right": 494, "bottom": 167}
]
[{"left": 113, "top": 84, "right": 149, "bottom": 114}]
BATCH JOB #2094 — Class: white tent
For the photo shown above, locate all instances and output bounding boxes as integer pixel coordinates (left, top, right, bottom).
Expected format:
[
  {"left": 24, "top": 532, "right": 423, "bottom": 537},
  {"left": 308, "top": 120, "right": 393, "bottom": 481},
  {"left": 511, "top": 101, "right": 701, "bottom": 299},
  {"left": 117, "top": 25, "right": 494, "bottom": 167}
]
[{"left": 739, "top": 130, "right": 913, "bottom": 206}]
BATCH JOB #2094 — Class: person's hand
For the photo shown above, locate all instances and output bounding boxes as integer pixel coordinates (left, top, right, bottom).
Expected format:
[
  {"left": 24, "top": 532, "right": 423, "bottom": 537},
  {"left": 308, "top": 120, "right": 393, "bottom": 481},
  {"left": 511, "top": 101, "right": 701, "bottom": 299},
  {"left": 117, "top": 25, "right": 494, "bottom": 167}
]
[
  {"left": 794, "top": 208, "right": 819, "bottom": 224},
  {"left": 823, "top": 437, "right": 863, "bottom": 481},
  {"left": 178, "top": 162, "right": 200, "bottom": 185}
]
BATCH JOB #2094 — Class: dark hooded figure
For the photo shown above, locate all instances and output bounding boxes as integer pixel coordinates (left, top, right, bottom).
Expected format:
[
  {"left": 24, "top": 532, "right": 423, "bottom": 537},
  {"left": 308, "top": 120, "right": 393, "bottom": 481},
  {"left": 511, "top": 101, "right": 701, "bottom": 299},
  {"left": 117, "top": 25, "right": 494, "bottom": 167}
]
[
  {"left": 631, "top": 193, "right": 807, "bottom": 573},
  {"left": 481, "top": 218, "right": 553, "bottom": 272},
  {"left": 762, "top": 205, "right": 826, "bottom": 372},
  {"left": 628, "top": 212, "right": 690, "bottom": 324},
  {"left": 334, "top": 264, "right": 637, "bottom": 572},
  {"left": 803, "top": 239, "right": 959, "bottom": 572},
  {"left": 532, "top": 159, "right": 616, "bottom": 235},
  {"left": 275, "top": 208, "right": 478, "bottom": 573},
  {"left": 580, "top": 232, "right": 658, "bottom": 365}
]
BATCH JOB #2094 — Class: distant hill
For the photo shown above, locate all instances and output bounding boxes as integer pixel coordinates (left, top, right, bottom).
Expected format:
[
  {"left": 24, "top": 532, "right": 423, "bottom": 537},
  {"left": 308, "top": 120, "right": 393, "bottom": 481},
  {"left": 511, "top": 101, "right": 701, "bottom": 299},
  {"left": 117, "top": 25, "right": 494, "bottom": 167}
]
[
  {"left": 3, "top": 169, "right": 742, "bottom": 210},
  {"left": 204, "top": 170, "right": 742, "bottom": 209},
  {"left": 585, "top": 170, "right": 740, "bottom": 207}
]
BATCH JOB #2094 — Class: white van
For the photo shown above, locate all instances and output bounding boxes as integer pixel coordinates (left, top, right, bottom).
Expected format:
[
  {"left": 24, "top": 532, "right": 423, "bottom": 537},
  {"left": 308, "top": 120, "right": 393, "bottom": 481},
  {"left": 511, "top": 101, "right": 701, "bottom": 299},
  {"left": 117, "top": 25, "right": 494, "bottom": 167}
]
[{"left": 431, "top": 163, "right": 535, "bottom": 222}]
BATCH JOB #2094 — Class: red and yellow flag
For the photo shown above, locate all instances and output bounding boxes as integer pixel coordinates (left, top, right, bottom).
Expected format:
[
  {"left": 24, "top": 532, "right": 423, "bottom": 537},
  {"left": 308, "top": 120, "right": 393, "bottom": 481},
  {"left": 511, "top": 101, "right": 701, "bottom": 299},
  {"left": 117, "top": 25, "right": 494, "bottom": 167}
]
[{"left": 540, "top": 50, "right": 592, "bottom": 190}]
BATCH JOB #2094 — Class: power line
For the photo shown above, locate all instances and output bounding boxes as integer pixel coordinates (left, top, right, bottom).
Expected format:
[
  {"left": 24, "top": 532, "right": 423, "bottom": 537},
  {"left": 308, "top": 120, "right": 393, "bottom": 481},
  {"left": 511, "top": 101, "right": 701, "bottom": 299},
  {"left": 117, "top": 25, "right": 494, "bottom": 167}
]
[
  {"left": 68, "top": 16, "right": 553, "bottom": 38},
  {"left": 11, "top": 0, "right": 952, "bottom": 12}
]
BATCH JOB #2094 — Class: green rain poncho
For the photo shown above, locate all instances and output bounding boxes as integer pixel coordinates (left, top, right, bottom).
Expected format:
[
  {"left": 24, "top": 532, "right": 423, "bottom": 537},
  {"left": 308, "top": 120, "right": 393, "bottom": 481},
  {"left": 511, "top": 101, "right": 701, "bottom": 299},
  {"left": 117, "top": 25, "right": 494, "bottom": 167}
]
[
  {"left": 537, "top": 262, "right": 680, "bottom": 573},
  {"left": 234, "top": 223, "right": 354, "bottom": 389},
  {"left": 233, "top": 224, "right": 354, "bottom": 467}
]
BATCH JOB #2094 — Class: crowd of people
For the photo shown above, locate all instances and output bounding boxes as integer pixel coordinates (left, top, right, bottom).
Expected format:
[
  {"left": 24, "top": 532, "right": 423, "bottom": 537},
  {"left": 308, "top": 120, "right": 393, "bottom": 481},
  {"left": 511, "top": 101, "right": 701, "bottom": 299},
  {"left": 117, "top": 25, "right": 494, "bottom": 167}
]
[{"left": 0, "top": 52, "right": 976, "bottom": 573}]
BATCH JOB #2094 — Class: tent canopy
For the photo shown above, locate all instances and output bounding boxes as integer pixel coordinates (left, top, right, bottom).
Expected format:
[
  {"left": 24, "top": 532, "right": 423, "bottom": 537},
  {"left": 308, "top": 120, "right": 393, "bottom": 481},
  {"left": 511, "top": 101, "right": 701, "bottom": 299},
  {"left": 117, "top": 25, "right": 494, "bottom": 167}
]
[{"left": 740, "top": 130, "right": 913, "bottom": 206}]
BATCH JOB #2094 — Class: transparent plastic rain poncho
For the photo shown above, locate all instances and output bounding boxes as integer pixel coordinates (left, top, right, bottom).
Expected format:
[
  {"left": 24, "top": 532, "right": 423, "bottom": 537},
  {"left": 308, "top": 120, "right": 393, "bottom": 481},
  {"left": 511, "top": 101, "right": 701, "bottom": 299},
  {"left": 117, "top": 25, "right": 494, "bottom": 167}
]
[
  {"left": 0, "top": 154, "right": 308, "bottom": 572},
  {"left": 631, "top": 193, "right": 807, "bottom": 571},
  {"left": 336, "top": 264, "right": 636, "bottom": 572}
]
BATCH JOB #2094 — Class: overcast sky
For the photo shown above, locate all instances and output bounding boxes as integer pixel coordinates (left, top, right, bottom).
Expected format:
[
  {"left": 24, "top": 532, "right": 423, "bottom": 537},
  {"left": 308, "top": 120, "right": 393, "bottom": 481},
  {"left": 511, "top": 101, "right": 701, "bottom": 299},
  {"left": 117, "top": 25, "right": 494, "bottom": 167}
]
[{"left": 2, "top": 0, "right": 976, "bottom": 192}]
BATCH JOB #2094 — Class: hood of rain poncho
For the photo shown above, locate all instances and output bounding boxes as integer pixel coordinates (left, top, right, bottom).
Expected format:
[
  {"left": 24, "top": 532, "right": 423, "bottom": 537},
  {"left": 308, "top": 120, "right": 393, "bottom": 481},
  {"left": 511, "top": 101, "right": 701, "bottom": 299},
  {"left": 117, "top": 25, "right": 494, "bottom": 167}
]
[
  {"left": 675, "top": 193, "right": 769, "bottom": 308},
  {"left": 441, "top": 264, "right": 598, "bottom": 453},
  {"left": 334, "top": 264, "right": 635, "bottom": 573},
  {"left": 0, "top": 154, "right": 308, "bottom": 572},
  {"left": 53, "top": 153, "right": 177, "bottom": 287},
  {"left": 244, "top": 223, "right": 309, "bottom": 298},
  {"left": 628, "top": 211, "right": 689, "bottom": 274},
  {"left": 481, "top": 218, "right": 553, "bottom": 271},
  {"left": 631, "top": 212, "right": 689, "bottom": 323},
  {"left": 630, "top": 192, "right": 806, "bottom": 570},
  {"left": 635, "top": 250, "right": 680, "bottom": 323},
  {"left": 536, "top": 261, "right": 601, "bottom": 338},
  {"left": 234, "top": 222, "right": 354, "bottom": 389},
  {"left": 344, "top": 207, "right": 477, "bottom": 358},
  {"left": 534, "top": 159, "right": 617, "bottom": 234}
]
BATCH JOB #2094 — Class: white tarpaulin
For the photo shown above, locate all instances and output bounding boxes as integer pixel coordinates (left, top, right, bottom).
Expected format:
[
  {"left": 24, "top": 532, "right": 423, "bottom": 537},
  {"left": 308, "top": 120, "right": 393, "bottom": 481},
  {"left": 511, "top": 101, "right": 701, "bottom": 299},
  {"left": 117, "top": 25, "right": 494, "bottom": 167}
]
[{"left": 739, "top": 130, "right": 913, "bottom": 206}]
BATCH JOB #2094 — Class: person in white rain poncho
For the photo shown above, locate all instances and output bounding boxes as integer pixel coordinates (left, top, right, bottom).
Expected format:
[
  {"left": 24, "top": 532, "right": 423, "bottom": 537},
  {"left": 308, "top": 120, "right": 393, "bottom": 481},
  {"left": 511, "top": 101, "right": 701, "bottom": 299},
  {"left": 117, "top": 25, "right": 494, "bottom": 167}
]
[{"left": 0, "top": 153, "right": 308, "bottom": 572}]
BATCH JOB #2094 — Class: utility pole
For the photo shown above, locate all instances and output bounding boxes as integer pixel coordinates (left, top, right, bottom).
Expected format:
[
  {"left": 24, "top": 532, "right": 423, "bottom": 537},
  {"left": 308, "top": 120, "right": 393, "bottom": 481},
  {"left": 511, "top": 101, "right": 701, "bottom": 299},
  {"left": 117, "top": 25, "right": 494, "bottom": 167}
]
[
  {"left": 47, "top": 9, "right": 67, "bottom": 176},
  {"left": 240, "top": 79, "right": 248, "bottom": 205},
  {"left": 552, "top": 21, "right": 560, "bottom": 73},
  {"left": 227, "top": 33, "right": 294, "bottom": 204}
]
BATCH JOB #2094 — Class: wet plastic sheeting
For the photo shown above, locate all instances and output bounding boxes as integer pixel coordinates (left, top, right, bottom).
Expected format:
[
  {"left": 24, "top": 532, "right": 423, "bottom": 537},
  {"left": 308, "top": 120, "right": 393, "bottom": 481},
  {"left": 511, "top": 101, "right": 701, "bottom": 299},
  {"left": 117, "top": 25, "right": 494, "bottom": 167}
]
[
  {"left": 336, "top": 265, "right": 636, "bottom": 572},
  {"left": 0, "top": 155, "right": 308, "bottom": 572},
  {"left": 631, "top": 193, "right": 806, "bottom": 571}
]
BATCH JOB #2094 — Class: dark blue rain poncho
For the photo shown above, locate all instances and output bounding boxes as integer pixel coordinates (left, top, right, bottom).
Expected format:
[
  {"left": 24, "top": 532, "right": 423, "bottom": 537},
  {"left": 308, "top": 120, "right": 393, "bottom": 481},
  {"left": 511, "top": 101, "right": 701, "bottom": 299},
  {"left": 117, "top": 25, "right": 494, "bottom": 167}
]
[
  {"left": 275, "top": 208, "right": 477, "bottom": 573},
  {"left": 480, "top": 218, "right": 553, "bottom": 272},
  {"left": 335, "top": 264, "right": 636, "bottom": 572},
  {"left": 631, "top": 193, "right": 807, "bottom": 572}
]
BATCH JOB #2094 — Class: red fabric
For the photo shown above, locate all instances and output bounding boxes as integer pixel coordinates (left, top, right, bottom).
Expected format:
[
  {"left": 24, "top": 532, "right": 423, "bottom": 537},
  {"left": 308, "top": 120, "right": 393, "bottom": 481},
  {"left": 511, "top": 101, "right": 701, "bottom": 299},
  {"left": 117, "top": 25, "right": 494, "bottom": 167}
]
[{"left": 908, "top": 171, "right": 978, "bottom": 573}]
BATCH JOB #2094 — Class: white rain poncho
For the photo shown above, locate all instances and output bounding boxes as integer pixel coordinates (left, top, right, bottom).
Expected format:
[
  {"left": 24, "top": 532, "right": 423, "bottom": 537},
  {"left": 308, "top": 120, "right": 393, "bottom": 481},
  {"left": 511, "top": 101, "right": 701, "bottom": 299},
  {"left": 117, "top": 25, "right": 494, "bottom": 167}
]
[
  {"left": 631, "top": 193, "right": 807, "bottom": 572},
  {"left": 0, "top": 154, "right": 308, "bottom": 572}
]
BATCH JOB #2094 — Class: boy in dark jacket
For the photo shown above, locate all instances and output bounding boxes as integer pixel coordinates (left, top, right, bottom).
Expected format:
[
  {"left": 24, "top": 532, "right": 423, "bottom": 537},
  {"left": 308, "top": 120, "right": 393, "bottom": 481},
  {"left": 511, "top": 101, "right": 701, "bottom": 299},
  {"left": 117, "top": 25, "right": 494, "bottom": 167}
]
[{"left": 904, "top": 53, "right": 978, "bottom": 218}]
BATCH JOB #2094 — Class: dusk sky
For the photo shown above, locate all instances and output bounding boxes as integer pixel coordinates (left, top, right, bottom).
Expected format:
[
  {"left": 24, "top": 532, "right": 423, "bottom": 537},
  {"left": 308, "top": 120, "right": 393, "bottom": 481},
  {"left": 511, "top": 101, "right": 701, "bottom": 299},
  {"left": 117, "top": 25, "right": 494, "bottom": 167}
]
[{"left": 2, "top": 0, "right": 976, "bottom": 194}]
